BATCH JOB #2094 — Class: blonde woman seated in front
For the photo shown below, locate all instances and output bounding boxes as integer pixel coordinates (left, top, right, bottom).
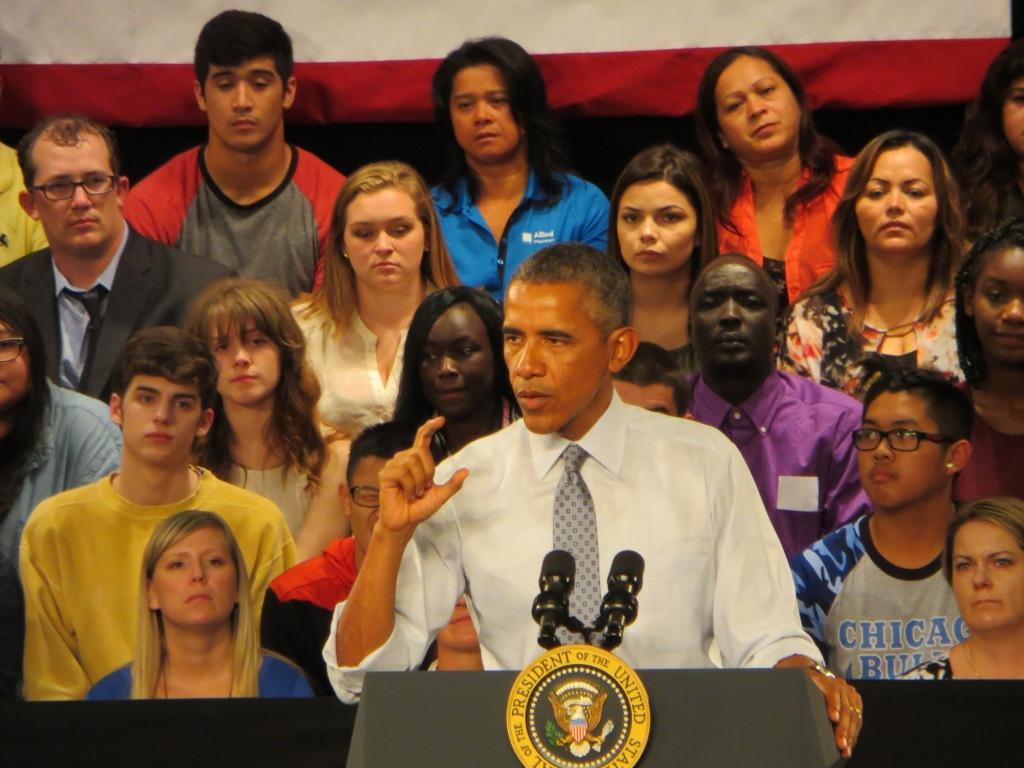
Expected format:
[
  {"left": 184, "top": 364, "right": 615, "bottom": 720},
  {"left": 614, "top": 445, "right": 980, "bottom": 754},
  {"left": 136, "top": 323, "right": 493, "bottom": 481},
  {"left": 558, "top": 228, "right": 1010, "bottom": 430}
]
[
  {"left": 87, "top": 511, "right": 313, "bottom": 699},
  {"left": 904, "top": 497, "right": 1024, "bottom": 680},
  {"left": 188, "top": 277, "right": 349, "bottom": 561}
]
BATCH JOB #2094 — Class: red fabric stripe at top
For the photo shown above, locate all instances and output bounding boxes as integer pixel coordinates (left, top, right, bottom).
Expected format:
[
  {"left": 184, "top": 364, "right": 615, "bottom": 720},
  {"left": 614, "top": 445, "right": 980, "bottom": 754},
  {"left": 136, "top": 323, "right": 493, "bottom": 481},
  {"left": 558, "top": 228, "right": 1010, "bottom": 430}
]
[{"left": 0, "top": 37, "right": 1007, "bottom": 129}]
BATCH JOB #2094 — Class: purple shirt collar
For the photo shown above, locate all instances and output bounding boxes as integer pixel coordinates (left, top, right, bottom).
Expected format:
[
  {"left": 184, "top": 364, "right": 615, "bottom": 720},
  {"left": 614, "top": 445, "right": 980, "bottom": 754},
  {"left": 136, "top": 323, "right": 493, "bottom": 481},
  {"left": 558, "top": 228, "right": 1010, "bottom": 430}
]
[{"left": 690, "top": 370, "right": 783, "bottom": 434}]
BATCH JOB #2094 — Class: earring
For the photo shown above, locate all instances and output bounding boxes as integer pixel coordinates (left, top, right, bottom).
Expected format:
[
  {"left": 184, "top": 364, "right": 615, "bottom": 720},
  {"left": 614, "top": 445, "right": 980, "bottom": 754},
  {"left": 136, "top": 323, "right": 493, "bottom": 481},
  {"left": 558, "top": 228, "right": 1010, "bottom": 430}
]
[{"left": 945, "top": 462, "right": 955, "bottom": 469}]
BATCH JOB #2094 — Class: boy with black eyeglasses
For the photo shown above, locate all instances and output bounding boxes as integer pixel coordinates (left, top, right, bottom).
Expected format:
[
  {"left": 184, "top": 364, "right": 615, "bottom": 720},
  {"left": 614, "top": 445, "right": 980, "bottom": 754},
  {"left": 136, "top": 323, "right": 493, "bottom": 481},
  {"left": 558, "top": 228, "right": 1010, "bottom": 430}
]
[
  {"left": 260, "top": 422, "right": 414, "bottom": 695},
  {"left": 790, "top": 364, "right": 974, "bottom": 679}
]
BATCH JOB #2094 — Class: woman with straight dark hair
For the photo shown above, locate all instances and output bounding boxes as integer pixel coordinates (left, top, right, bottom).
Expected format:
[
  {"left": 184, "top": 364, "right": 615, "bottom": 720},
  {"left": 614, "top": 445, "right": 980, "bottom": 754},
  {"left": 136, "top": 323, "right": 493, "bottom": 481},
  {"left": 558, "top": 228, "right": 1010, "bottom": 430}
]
[
  {"left": 782, "top": 130, "right": 965, "bottom": 396},
  {"left": 954, "top": 39, "right": 1024, "bottom": 240},
  {"left": 608, "top": 143, "right": 717, "bottom": 371},
  {"left": 953, "top": 218, "right": 1024, "bottom": 501},
  {"left": 393, "top": 286, "right": 518, "bottom": 459},
  {"left": 0, "top": 285, "right": 120, "bottom": 565},
  {"left": 431, "top": 36, "right": 608, "bottom": 299},
  {"left": 695, "top": 46, "right": 850, "bottom": 314}
]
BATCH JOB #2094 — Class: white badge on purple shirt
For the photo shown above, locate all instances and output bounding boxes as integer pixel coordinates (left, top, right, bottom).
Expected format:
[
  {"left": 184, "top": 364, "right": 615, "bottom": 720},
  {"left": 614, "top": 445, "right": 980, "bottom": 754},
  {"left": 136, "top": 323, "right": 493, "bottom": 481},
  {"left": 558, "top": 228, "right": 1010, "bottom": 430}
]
[{"left": 777, "top": 475, "right": 819, "bottom": 512}]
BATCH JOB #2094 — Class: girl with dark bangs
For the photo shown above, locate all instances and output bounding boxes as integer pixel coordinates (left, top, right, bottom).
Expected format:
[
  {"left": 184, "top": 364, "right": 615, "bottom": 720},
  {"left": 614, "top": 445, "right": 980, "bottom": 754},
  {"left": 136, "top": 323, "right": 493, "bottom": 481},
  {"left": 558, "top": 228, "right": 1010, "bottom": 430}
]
[{"left": 188, "top": 277, "right": 349, "bottom": 561}]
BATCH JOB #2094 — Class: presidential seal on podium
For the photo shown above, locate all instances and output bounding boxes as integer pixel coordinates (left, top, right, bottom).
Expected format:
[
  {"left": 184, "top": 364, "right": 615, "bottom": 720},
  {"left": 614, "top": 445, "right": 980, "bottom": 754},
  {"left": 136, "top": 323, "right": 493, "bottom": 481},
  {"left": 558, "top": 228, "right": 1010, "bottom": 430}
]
[{"left": 506, "top": 644, "right": 650, "bottom": 768}]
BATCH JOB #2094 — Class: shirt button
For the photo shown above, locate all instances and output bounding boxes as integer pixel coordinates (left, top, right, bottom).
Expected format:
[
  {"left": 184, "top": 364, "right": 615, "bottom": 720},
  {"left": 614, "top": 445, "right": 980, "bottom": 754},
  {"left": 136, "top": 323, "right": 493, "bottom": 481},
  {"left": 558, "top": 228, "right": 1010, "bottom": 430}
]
[
  {"left": 760, "top": 427, "right": 767, "bottom": 434},
  {"left": 732, "top": 411, "right": 741, "bottom": 420}
]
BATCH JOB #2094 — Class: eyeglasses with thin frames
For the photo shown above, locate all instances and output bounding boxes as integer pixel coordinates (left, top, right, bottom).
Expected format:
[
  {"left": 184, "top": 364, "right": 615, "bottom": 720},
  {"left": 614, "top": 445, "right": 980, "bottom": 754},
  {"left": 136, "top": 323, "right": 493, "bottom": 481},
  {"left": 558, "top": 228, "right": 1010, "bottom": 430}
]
[
  {"left": 350, "top": 485, "right": 380, "bottom": 509},
  {"left": 852, "top": 428, "right": 952, "bottom": 452},
  {"left": 0, "top": 338, "right": 25, "bottom": 364},
  {"left": 30, "top": 175, "right": 117, "bottom": 202}
]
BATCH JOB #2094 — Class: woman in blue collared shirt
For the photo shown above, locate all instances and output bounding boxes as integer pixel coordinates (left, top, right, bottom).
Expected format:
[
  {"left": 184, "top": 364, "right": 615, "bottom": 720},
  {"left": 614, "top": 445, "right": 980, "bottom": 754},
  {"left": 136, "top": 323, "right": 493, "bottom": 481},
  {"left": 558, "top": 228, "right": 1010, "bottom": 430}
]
[{"left": 430, "top": 36, "right": 609, "bottom": 300}]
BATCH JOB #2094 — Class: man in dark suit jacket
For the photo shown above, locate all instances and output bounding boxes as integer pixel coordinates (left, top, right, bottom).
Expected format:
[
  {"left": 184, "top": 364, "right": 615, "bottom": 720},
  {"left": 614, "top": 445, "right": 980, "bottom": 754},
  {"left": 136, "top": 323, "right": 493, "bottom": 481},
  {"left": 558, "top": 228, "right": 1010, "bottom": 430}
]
[{"left": 0, "top": 114, "right": 229, "bottom": 400}]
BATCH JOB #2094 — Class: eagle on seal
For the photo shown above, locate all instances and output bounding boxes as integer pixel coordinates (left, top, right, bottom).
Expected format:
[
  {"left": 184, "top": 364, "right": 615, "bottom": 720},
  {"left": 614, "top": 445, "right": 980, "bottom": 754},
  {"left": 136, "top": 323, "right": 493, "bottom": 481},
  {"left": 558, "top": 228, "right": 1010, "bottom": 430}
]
[{"left": 549, "top": 689, "right": 612, "bottom": 757}]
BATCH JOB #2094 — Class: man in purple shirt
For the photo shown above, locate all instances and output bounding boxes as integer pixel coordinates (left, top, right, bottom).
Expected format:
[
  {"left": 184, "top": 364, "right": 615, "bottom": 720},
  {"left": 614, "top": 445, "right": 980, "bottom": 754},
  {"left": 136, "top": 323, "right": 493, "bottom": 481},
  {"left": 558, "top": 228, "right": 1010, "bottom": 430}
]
[{"left": 688, "top": 255, "right": 868, "bottom": 557}]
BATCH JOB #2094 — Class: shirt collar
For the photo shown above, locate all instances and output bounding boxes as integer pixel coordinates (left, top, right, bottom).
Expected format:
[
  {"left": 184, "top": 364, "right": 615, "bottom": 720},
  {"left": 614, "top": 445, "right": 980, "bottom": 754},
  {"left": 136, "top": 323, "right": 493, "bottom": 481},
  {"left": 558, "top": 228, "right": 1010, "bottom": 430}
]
[
  {"left": 454, "top": 168, "right": 540, "bottom": 213},
  {"left": 692, "top": 370, "right": 783, "bottom": 432},
  {"left": 52, "top": 221, "right": 128, "bottom": 296},
  {"left": 527, "top": 389, "right": 627, "bottom": 481}
]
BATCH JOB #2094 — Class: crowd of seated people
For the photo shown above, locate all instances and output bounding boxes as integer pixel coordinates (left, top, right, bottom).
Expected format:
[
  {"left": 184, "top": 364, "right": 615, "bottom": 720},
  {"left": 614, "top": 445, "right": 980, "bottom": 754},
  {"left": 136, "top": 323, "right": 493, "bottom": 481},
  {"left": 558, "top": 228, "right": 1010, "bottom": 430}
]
[{"left": 0, "top": 12, "right": 1022, "bottom": 749}]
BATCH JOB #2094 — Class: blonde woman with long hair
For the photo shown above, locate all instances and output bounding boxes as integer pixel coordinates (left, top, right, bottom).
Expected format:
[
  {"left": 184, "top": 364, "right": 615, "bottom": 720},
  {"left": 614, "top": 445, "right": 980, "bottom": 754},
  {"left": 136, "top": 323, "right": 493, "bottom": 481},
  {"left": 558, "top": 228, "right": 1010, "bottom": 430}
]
[
  {"left": 87, "top": 511, "right": 312, "bottom": 699},
  {"left": 294, "top": 161, "right": 459, "bottom": 439},
  {"left": 188, "top": 277, "right": 349, "bottom": 561}
]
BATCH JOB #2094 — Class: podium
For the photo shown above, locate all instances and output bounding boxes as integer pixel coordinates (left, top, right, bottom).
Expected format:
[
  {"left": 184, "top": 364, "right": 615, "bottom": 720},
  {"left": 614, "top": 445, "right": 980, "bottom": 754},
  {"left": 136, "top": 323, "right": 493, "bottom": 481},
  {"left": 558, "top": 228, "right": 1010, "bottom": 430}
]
[{"left": 347, "top": 668, "right": 842, "bottom": 767}]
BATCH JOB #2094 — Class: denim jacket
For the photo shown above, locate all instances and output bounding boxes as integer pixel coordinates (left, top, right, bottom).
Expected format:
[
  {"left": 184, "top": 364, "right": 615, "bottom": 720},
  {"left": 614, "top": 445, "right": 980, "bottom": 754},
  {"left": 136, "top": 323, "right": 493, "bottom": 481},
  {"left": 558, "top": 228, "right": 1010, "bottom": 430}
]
[{"left": 1, "top": 381, "right": 121, "bottom": 565}]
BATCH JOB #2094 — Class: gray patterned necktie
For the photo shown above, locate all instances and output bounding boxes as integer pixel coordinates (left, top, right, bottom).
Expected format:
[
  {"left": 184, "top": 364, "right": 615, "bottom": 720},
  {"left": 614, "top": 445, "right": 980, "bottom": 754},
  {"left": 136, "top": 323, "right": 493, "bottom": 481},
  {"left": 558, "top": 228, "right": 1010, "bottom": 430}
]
[{"left": 553, "top": 443, "right": 601, "bottom": 643}]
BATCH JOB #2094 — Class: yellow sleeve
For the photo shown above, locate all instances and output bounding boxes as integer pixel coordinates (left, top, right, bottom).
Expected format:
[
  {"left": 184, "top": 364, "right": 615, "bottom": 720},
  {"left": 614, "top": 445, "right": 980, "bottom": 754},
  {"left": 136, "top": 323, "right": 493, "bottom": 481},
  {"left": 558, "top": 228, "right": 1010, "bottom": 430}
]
[
  {"left": 247, "top": 515, "right": 296, "bottom": 628},
  {"left": 20, "top": 540, "right": 90, "bottom": 700}
]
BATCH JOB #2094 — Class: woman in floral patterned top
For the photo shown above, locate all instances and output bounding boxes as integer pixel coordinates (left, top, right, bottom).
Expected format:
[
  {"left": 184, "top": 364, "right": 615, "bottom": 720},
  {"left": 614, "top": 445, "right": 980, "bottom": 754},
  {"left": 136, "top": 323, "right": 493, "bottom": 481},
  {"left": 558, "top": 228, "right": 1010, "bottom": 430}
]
[{"left": 780, "top": 130, "right": 965, "bottom": 397}]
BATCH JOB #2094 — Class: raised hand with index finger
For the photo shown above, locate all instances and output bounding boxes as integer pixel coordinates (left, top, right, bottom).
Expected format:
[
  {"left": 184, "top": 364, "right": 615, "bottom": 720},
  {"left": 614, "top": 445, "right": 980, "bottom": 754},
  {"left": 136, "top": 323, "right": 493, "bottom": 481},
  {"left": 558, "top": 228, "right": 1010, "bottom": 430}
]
[{"left": 376, "top": 416, "right": 469, "bottom": 541}]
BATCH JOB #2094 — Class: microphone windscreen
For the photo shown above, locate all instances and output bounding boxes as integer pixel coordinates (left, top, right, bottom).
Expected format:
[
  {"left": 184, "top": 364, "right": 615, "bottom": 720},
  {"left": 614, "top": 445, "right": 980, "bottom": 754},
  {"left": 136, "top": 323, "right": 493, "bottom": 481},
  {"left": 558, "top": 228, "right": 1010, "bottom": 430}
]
[
  {"left": 609, "top": 550, "right": 645, "bottom": 588},
  {"left": 542, "top": 549, "right": 576, "bottom": 581}
]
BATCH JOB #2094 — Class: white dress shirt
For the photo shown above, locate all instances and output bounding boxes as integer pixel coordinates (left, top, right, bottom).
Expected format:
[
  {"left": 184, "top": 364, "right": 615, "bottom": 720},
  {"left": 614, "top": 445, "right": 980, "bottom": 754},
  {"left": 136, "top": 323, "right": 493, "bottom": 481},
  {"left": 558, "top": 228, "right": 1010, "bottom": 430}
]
[
  {"left": 325, "top": 392, "right": 821, "bottom": 702},
  {"left": 293, "top": 302, "right": 405, "bottom": 438}
]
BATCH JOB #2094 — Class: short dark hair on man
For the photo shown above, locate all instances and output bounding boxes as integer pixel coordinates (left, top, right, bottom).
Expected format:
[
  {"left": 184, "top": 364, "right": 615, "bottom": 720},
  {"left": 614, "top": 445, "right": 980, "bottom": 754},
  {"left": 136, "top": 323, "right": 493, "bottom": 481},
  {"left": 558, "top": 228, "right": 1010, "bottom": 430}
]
[
  {"left": 431, "top": 36, "right": 567, "bottom": 207},
  {"left": 17, "top": 114, "right": 120, "bottom": 188},
  {"left": 860, "top": 358, "right": 973, "bottom": 442},
  {"left": 110, "top": 327, "right": 218, "bottom": 410},
  {"left": 509, "top": 243, "right": 632, "bottom": 335},
  {"left": 346, "top": 421, "right": 416, "bottom": 486},
  {"left": 194, "top": 10, "right": 294, "bottom": 86},
  {"left": 613, "top": 342, "right": 691, "bottom": 414}
]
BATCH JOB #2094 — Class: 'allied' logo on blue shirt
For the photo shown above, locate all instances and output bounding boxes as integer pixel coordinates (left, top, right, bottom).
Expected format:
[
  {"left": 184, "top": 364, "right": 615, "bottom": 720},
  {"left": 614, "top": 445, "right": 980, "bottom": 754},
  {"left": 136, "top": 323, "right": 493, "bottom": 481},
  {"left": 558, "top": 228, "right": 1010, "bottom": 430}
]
[{"left": 522, "top": 230, "right": 555, "bottom": 245}]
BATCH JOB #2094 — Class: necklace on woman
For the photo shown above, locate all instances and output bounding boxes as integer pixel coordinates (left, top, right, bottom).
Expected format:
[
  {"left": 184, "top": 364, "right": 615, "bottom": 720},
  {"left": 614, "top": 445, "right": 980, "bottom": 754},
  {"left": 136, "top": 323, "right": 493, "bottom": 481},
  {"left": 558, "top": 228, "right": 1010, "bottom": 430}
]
[{"left": 963, "top": 643, "right": 982, "bottom": 679}]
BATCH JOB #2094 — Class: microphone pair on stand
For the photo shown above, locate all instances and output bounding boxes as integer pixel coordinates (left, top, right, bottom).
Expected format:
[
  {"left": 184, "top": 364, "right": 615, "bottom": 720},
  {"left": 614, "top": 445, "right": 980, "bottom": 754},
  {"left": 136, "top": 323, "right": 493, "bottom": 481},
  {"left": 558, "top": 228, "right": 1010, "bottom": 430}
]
[{"left": 532, "top": 549, "right": 645, "bottom": 650}]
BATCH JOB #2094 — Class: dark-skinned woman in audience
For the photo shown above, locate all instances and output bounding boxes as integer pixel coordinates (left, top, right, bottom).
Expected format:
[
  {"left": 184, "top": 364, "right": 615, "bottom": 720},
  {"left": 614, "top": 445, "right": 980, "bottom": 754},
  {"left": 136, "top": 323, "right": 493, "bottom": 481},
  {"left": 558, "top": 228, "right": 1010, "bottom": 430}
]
[
  {"left": 954, "top": 217, "right": 1024, "bottom": 501},
  {"left": 392, "top": 286, "right": 519, "bottom": 461}
]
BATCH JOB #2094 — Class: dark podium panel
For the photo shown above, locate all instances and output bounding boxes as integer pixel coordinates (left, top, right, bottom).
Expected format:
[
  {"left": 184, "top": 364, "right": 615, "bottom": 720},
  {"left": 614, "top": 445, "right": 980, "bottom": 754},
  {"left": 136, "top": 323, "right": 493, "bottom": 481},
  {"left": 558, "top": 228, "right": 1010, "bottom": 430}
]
[
  {"left": 0, "top": 697, "right": 357, "bottom": 768},
  {"left": 348, "top": 668, "right": 841, "bottom": 767}
]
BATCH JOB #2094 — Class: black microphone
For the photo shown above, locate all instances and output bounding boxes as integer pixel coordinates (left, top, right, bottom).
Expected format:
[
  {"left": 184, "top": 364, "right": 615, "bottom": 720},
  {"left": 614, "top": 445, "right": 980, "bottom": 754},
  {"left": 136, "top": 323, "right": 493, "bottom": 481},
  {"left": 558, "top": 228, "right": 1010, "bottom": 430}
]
[
  {"left": 596, "top": 550, "right": 645, "bottom": 650},
  {"left": 532, "top": 550, "right": 576, "bottom": 649}
]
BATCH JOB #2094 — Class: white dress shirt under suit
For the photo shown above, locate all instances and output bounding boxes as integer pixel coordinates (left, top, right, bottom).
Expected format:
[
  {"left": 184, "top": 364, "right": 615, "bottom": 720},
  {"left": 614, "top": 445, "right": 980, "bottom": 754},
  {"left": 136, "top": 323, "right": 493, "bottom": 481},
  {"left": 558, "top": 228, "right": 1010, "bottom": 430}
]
[{"left": 325, "top": 393, "right": 821, "bottom": 702}]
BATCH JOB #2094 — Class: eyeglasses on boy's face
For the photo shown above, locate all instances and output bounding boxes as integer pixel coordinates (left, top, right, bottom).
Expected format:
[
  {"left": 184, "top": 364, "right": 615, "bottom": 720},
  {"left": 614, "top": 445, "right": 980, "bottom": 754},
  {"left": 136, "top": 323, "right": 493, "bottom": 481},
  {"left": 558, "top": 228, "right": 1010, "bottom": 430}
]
[
  {"left": 350, "top": 485, "right": 380, "bottom": 508},
  {"left": 852, "top": 427, "right": 952, "bottom": 452}
]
